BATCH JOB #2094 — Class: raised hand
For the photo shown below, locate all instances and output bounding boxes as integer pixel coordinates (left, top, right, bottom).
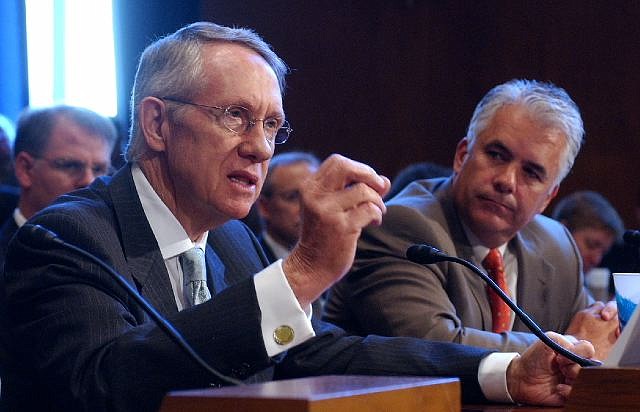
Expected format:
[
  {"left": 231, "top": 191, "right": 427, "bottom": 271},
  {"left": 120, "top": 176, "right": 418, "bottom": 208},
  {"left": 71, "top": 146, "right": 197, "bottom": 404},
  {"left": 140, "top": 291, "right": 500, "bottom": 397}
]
[{"left": 283, "top": 154, "right": 390, "bottom": 308}]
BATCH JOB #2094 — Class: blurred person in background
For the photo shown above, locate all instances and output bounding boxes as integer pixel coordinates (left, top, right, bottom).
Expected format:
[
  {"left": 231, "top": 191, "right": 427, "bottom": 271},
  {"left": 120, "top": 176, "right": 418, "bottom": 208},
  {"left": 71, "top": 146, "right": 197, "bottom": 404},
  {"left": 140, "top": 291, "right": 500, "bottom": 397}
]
[
  {"left": 0, "top": 105, "right": 117, "bottom": 270},
  {"left": 552, "top": 190, "right": 624, "bottom": 301}
]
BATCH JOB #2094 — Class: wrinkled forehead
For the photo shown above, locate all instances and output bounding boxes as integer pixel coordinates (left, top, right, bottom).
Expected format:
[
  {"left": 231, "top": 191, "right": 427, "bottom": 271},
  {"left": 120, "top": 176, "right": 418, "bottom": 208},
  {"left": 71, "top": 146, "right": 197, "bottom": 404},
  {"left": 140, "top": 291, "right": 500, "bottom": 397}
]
[{"left": 198, "top": 43, "right": 283, "bottom": 106}]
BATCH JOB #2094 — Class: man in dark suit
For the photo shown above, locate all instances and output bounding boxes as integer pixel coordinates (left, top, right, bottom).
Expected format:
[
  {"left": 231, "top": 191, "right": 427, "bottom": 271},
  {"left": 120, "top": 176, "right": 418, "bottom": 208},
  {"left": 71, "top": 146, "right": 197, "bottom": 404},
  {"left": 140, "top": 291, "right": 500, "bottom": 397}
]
[
  {"left": 325, "top": 80, "right": 619, "bottom": 360},
  {"left": 256, "top": 151, "right": 320, "bottom": 263},
  {"left": 256, "top": 151, "right": 323, "bottom": 314},
  {"left": 1, "top": 23, "right": 593, "bottom": 412},
  {"left": 0, "top": 105, "right": 117, "bottom": 270}
]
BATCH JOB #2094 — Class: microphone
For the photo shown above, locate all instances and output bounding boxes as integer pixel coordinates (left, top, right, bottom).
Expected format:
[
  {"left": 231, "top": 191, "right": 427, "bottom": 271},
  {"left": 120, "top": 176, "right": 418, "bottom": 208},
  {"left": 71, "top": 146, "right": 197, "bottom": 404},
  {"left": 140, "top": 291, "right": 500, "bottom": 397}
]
[
  {"left": 406, "top": 244, "right": 601, "bottom": 367},
  {"left": 20, "top": 224, "right": 243, "bottom": 386},
  {"left": 623, "top": 230, "right": 640, "bottom": 246}
]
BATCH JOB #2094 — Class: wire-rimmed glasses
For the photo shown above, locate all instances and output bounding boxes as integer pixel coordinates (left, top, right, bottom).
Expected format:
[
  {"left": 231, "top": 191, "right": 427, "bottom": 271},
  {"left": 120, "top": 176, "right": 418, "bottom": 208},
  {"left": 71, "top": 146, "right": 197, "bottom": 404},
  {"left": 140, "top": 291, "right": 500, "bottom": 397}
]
[{"left": 161, "top": 97, "right": 292, "bottom": 144}]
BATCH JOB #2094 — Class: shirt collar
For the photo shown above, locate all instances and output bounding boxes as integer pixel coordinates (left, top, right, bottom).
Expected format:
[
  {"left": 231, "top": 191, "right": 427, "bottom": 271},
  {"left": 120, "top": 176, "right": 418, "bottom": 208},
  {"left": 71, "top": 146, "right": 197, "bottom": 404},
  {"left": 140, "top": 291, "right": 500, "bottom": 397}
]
[
  {"left": 13, "top": 208, "right": 27, "bottom": 228},
  {"left": 460, "top": 220, "right": 508, "bottom": 262},
  {"left": 131, "top": 163, "right": 207, "bottom": 259}
]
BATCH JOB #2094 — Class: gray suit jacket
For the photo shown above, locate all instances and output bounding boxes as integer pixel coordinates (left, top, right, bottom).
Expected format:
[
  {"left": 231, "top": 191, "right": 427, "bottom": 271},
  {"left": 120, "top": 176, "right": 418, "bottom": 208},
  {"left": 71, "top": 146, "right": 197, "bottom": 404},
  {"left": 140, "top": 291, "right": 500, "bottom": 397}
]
[
  {"left": 1, "top": 166, "right": 493, "bottom": 412},
  {"left": 325, "top": 177, "right": 590, "bottom": 353}
]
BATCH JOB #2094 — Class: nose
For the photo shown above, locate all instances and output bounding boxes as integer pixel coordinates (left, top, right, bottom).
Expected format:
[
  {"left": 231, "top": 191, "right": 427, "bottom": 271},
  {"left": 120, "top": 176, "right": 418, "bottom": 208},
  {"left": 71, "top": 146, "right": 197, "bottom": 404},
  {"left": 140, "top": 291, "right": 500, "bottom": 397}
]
[
  {"left": 74, "top": 168, "right": 96, "bottom": 188},
  {"left": 493, "top": 164, "right": 517, "bottom": 194},
  {"left": 238, "top": 126, "right": 274, "bottom": 163}
]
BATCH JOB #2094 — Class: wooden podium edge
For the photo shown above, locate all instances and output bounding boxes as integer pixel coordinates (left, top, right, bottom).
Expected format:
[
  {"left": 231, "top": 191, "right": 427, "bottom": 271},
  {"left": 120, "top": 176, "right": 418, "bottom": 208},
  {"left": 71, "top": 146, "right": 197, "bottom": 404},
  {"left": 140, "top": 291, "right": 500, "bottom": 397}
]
[
  {"left": 159, "top": 375, "right": 461, "bottom": 412},
  {"left": 564, "top": 366, "right": 640, "bottom": 412}
]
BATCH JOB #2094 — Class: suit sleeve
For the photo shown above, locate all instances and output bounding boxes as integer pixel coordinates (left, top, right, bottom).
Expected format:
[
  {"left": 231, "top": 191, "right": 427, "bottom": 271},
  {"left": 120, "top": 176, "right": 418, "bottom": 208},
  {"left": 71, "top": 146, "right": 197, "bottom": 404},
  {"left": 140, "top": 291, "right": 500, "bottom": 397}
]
[
  {"left": 2, "top": 211, "right": 273, "bottom": 412},
  {"left": 275, "top": 320, "right": 492, "bottom": 404},
  {"left": 325, "top": 203, "right": 538, "bottom": 353}
]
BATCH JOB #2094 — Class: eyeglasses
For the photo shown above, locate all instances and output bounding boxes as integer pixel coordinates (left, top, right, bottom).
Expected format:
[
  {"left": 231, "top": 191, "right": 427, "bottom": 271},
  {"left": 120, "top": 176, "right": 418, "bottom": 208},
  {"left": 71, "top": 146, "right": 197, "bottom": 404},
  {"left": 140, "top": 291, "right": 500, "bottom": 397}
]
[
  {"left": 161, "top": 97, "right": 292, "bottom": 145},
  {"left": 33, "top": 156, "right": 111, "bottom": 180}
]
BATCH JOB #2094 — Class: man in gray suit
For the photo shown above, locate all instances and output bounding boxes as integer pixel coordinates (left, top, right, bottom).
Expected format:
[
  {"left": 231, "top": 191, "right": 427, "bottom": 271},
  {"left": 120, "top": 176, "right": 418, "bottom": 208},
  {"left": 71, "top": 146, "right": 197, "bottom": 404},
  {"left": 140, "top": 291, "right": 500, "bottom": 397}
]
[
  {"left": 325, "top": 79, "right": 619, "bottom": 360},
  {"left": 2, "top": 25, "right": 593, "bottom": 412}
]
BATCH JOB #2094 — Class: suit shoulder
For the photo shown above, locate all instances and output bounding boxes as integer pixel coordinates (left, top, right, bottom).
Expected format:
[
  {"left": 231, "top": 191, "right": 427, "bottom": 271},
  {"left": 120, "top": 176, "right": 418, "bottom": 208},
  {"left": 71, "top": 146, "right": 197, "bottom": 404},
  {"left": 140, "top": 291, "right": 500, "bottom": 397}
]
[
  {"left": 521, "top": 214, "right": 577, "bottom": 256},
  {"left": 525, "top": 214, "right": 572, "bottom": 242},
  {"left": 26, "top": 177, "right": 119, "bottom": 247}
]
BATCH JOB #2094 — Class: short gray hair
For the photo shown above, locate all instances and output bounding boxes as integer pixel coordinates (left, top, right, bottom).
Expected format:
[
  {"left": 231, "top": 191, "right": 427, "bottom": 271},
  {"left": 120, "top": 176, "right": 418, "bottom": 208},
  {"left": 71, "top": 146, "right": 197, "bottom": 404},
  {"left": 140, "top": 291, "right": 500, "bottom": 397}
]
[
  {"left": 125, "top": 22, "right": 289, "bottom": 161},
  {"left": 14, "top": 105, "right": 117, "bottom": 158},
  {"left": 466, "top": 79, "right": 584, "bottom": 183}
]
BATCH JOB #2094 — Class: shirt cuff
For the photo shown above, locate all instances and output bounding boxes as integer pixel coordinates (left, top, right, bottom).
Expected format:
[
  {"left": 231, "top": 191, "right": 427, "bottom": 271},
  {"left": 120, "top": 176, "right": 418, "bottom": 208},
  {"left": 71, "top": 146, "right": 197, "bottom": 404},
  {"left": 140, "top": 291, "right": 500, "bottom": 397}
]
[
  {"left": 478, "top": 352, "right": 518, "bottom": 403},
  {"left": 253, "top": 259, "right": 316, "bottom": 357}
]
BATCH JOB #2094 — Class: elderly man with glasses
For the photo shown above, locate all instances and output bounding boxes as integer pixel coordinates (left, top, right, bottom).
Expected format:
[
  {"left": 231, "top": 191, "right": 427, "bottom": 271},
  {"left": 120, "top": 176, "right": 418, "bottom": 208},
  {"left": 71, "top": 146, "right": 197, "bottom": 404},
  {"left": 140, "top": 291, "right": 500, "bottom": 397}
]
[
  {"left": 1, "top": 23, "right": 594, "bottom": 412},
  {"left": 0, "top": 105, "right": 117, "bottom": 271}
]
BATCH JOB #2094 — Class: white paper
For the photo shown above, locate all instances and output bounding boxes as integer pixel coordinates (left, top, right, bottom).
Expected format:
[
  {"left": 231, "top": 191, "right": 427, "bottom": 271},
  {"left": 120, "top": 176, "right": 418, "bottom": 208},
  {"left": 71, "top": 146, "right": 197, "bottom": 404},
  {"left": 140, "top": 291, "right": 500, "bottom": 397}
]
[{"left": 604, "top": 305, "right": 640, "bottom": 366}]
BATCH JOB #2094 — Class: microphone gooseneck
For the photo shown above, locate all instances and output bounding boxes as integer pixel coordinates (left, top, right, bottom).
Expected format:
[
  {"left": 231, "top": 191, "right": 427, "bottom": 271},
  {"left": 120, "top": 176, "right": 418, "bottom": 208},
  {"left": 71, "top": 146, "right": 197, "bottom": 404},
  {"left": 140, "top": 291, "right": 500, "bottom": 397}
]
[
  {"left": 406, "top": 244, "right": 601, "bottom": 367},
  {"left": 22, "top": 224, "right": 243, "bottom": 386}
]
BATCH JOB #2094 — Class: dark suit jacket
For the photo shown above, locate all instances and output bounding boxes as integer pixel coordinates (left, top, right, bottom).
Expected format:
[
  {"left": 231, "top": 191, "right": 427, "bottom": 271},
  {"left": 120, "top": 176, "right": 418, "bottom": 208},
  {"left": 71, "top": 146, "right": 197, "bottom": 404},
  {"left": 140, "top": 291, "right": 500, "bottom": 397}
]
[
  {"left": 256, "top": 232, "right": 278, "bottom": 263},
  {"left": 0, "top": 217, "right": 17, "bottom": 271},
  {"left": 0, "top": 185, "right": 18, "bottom": 226},
  {"left": 1, "top": 165, "right": 492, "bottom": 412},
  {"left": 325, "top": 177, "right": 590, "bottom": 353}
]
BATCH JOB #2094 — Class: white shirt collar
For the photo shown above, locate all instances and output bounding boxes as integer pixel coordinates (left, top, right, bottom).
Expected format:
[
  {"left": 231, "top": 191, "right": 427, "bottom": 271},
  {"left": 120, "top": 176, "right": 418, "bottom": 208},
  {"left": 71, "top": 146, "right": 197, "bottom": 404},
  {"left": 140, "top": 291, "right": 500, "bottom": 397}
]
[
  {"left": 13, "top": 208, "right": 27, "bottom": 228},
  {"left": 131, "top": 163, "right": 207, "bottom": 259}
]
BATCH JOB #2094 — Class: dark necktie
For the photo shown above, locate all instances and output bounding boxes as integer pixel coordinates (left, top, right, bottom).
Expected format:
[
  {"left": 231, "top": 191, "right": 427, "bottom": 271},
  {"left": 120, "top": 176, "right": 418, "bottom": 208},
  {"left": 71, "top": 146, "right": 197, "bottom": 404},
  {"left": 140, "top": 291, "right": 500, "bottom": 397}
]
[
  {"left": 482, "top": 248, "right": 511, "bottom": 333},
  {"left": 180, "top": 247, "right": 211, "bottom": 307}
]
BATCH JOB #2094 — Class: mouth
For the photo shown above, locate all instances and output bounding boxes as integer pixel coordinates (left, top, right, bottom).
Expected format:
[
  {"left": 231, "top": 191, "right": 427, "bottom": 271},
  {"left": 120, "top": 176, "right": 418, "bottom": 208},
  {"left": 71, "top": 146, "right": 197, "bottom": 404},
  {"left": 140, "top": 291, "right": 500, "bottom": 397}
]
[
  {"left": 478, "top": 195, "right": 515, "bottom": 212},
  {"left": 228, "top": 170, "right": 259, "bottom": 187}
]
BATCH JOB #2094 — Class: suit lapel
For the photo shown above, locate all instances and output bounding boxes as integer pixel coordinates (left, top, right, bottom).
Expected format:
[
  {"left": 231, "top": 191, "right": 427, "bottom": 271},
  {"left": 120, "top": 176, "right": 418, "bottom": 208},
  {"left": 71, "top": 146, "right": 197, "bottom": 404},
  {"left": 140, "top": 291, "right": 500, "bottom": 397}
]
[
  {"left": 512, "top": 230, "right": 553, "bottom": 330},
  {"left": 205, "top": 246, "right": 226, "bottom": 295},
  {"left": 108, "top": 165, "right": 178, "bottom": 316},
  {"left": 207, "top": 221, "right": 268, "bottom": 288},
  {"left": 438, "top": 182, "right": 494, "bottom": 329}
]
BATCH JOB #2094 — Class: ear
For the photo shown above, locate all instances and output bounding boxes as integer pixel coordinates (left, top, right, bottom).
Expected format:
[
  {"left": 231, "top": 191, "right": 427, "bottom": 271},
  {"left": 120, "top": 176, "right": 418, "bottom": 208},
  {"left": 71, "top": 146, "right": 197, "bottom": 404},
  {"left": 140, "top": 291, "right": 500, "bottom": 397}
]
[
  {"left": 453, "top": 137, "right": 470, "bottom": 173},
  {"left": 14, "top": 151, "right": 36, "bottom": 189},
  {"left": 539, "top": 185, "right": 560, "bottom": 213},
  {"left": 139, "top": 96, "right": 169, "bottom": 153}
]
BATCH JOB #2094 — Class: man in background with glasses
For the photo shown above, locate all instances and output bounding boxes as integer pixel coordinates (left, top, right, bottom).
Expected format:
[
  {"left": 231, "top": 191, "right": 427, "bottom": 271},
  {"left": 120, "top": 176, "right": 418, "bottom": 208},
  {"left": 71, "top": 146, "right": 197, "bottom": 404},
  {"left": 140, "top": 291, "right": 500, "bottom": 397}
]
[
  {"left": 256, "top": 151, "right": 323, "bottom": 315},
  {"left": 0, "top": 105, "right": 117, "bottom": 271},
  {"left": 2, "top": 23, "right": 594, "bottom": 412}
]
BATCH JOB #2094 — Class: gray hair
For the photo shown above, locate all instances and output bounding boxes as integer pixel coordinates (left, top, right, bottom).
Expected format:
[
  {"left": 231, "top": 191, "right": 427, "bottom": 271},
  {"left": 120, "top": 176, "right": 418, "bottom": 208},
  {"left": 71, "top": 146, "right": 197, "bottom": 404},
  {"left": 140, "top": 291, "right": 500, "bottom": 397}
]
[
  {"left": 125, "top": 21, "right": 289, "bottom": 162},
  {"left": 466, "top": 79, "right": 584, "bottom": 184},
  {"left": 14, "top": 105, "right": 117, "bottom": 158}
]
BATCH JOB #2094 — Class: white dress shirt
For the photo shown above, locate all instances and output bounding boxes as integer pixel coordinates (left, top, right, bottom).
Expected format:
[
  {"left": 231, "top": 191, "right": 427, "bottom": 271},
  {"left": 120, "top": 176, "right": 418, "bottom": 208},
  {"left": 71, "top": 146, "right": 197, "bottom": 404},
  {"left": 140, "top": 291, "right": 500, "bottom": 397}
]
[
  {"left": 131, "top": 163, "right": 315, "bottom": 356},
  {"left": 132, "top": 163, "right": 515, "bottom": 401}
]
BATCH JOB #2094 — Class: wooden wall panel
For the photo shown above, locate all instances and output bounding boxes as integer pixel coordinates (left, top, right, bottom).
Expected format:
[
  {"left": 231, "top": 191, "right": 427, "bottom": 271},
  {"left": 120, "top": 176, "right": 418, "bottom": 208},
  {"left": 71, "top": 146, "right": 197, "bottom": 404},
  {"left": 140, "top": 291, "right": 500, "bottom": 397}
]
[{"left": 197, "top": 1, "right": 640, "bottom": 226}]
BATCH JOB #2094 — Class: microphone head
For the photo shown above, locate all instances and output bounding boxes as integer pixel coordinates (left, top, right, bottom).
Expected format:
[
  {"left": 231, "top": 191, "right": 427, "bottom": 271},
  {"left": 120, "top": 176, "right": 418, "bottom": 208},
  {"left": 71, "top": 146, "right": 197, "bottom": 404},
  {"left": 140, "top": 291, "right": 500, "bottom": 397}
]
[{"left": 406, "top": 244, "right": 450, "bottom": 264}]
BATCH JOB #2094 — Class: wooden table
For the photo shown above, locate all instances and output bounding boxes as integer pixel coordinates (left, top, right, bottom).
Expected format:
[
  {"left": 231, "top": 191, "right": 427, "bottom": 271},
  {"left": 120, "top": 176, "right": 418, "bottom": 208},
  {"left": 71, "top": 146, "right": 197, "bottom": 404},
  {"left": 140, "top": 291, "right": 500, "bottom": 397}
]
[{"left": 160, "top": 375, "right": 461, "bottom": 412}]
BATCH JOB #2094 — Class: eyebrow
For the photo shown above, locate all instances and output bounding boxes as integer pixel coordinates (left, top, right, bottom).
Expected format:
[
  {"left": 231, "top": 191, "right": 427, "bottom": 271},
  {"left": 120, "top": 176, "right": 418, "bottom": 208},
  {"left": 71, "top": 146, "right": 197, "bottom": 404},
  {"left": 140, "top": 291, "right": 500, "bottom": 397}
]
[
  {"left": 485, "top": 140, "right": 548, "bottom": 180},
  {"left": 231, "top": 98, "right": 285, "bottom": 119}
]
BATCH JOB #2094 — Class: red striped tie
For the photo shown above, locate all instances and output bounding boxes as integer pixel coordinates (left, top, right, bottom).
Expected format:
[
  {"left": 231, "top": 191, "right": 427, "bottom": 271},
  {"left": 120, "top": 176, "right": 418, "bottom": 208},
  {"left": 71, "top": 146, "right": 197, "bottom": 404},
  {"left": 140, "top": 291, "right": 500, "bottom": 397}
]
[{"left": 482, "top": 249, "right": 511, "bottom": 333}]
